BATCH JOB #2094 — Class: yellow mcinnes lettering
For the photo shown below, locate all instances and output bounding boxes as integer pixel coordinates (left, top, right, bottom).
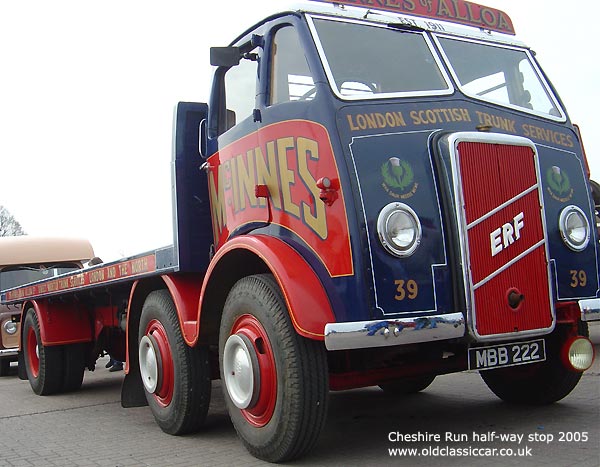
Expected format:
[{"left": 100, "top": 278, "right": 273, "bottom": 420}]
[{"left": 209, "top": 135, "right": 329, "bottom": 241}]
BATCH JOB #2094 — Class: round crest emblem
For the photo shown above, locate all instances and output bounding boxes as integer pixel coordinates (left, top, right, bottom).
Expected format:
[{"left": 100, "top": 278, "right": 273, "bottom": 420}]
[
  {"left": 546, "top": 166, "right": 573, "bottom": 202},
  {"left": 381, "top": 157, "right": 418, "bottom": 199}
]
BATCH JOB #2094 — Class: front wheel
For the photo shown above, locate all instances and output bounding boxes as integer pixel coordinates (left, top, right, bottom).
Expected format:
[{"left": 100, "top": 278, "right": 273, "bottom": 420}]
[
  {"left": 22, "top": 310, "right": 64, "bottom": 395},
  {"left": 219, "top": 274, "right": 329, "bottom": 463},
  {"left": 480, "top": 322, "right": 589, "bottom": 404},
  {"left": 138, "top": 290, "right": 211, "bottom": 435}
]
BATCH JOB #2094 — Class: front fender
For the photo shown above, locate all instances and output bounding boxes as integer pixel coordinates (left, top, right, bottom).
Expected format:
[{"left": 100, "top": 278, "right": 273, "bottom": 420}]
[{"left": 200, "top": 235, "right": 335, "bottom": 340}]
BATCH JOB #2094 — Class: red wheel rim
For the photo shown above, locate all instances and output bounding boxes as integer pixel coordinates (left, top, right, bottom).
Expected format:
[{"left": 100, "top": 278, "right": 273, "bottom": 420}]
[
  {"left": 231, "top": 314, "right": 277, "bottom": 427},
  {"left": 26, "top": 325, "right": 39, "bottom": 378},
  {"left": 145, "top": 319, "right": 174, "bottom": 407}
]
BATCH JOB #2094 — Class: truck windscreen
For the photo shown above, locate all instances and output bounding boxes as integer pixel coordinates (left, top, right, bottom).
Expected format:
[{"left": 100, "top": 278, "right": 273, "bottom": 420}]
[
  {"left": 309, "top": 16, "right": 452, "bottom": 100},
  {"left": 435, "top": 36, "right": 563, "bottom": 120}
]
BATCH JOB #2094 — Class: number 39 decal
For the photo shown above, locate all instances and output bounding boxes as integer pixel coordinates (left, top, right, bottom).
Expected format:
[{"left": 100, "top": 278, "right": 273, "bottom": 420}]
[
  {"left": 569, "top": 270, "right": 587, "bottom": 288},
  {"left": 394, "top": 279, "right": 418, "bottom": 301}
]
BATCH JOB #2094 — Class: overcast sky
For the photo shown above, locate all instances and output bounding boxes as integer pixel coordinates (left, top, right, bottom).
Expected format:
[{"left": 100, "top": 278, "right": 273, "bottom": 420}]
[{"left": 1, "top": 1, "right": 598, "bottom": 261}]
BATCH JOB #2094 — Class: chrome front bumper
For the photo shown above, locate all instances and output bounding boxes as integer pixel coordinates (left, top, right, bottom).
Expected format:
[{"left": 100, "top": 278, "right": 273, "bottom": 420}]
[
  {"left": 324, "top": 312, "right": 465, "bottom": 351},
  {"left": 0, "top": 348, "right": 18, "bottom": 358},
  {"left": 579, "top": 298, "right": 600, "bottom": 322}
]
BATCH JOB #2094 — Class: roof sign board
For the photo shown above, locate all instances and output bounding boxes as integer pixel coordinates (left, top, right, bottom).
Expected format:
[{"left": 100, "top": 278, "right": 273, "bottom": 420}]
[{"left": 311, "top": 0, "right": 515, "bottom": 35}]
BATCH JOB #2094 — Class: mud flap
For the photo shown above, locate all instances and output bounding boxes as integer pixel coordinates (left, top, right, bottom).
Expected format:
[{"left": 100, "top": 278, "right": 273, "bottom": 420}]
[{"left": 121, "top": 367, "right": 148, "bottom": 408}]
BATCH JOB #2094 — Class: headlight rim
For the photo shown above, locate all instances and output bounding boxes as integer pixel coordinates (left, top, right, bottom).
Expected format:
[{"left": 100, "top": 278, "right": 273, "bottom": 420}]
[
  {"left": 558, "top": 205, "right": 590, "bottom": 252},
  {"left": 376, "top": 202, "right": 422, "bottom": 258},
  {"left": 2, "top": 320, "right": 18, "bottom": 335}
]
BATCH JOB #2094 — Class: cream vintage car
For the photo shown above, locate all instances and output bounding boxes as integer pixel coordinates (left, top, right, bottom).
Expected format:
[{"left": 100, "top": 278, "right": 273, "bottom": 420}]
[{"left": 0, "top": 236, "right": 94, "bottom": 376}]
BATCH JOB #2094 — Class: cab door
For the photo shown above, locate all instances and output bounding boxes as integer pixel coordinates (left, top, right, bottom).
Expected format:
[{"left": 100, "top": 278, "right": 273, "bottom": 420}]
[
  {"left": 255, "top": 20, "right": 354, "bottom": 280},
  {"left": 207, "top": 33, "right": 266, "bottom": 250}
]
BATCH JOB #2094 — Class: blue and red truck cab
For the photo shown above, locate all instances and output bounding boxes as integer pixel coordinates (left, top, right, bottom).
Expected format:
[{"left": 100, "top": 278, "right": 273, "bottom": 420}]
[{"left": 2, "top": 0, "right": 599, "bottom": 462}]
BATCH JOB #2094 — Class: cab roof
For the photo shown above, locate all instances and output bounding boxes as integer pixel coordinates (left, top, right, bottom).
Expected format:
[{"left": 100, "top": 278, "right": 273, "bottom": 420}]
[{"left": 234, "top": 1, "right": 526, "bottom": 48}]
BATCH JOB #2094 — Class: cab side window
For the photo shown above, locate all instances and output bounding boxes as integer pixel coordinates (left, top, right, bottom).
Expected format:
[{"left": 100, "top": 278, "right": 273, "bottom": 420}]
[
  {"left": 270, "top": 26, "right": 315, "bottom": 104},
  {"left": 225, "top": 56, "right": 258, "bottom": 129}
]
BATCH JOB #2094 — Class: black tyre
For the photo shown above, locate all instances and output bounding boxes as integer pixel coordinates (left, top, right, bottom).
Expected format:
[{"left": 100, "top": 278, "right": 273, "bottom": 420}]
[
  {"left": 22, "top": 310, "right": 64, "bottom": 395},
  {"left": 0, "top": 359, "right": 10, "bottom": 377},
  {"left": 219, "top": 274, "right": 329, "bottom": 462},
  {"left": 481, "top": 322, "right": 588, "bottom": 405},
  {"left": 62, "top": 343, "right": 86, "bottom": 392},
  {"left": 138, "top": 290, "right": 211, "bottom": 435},
  {"left": 379, "top": 375, "right": 436, "bottom": 394}
]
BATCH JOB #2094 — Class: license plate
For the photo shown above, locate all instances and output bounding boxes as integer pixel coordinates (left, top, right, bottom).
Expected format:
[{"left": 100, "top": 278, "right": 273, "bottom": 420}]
[{"left": 468, "top": 339, "right": 546, "bottom": 371}]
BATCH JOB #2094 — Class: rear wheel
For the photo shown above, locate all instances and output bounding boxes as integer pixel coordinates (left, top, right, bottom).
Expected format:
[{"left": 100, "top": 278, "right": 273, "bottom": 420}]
[
  {"left": 379, "top": 375, "right": 436, "bottom": 394},
  {"left": 219, "top": 274, "right": 329, "bottom": 462},
  {"left": 62, "top": 343, "right": 86, "bottom": 392},
  {"left": 22, "top": 310, "right": 64, "bottom": 395},
  {"left": 481, "top": 322, "right": 588, "bottom": 404},
  {"left": 138, "top": 290, "right": 211, "bottom": 435}
]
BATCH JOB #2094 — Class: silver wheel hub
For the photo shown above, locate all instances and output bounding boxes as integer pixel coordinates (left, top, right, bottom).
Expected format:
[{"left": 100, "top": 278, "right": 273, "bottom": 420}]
[
  {"left": 139, "top": 335, "right": 159, "bottom": 393},
  {"left": 223, "top": 334, "right": 260, "bottom": 409}
]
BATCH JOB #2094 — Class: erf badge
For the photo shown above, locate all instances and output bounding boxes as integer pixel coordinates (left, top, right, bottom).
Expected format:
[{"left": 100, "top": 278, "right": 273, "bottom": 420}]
[
  {"left": 381, "top": 157, "right": 418, "bottom": 199},
  {"left": 546, "top": 165, "right": 573, "bottom": 202}
]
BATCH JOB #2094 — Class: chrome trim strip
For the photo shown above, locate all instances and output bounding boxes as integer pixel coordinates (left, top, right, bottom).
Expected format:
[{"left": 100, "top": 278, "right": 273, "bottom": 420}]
[
  {"left": 324, "top": 312, "right": 465, "bottom": 351},
  {"left": 473, "top": 239, "right": 546, "bottom": 290},
  {"left": 0, "top": 348, "right": 18, "bottom": 357},
  {"left": 579, "top": 299, "right": 600, "bottom": 322},
  {"left": 467, "top": 184, "right": 538, "bottom": 230}
]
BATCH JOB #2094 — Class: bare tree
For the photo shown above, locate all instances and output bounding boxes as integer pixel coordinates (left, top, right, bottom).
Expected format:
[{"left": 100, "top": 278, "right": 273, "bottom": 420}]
[{"left": 0, "top": 206, "right": 26, "bottom": 237}]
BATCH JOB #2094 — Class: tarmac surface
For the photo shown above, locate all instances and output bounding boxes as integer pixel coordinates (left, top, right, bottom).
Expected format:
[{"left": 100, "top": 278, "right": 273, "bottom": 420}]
[{"left": 0, "top": 324, "right": 598, "bottom": 467}]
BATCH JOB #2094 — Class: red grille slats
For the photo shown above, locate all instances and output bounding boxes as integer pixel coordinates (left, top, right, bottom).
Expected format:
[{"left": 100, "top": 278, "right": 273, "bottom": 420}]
[
  {"left": 458, "top": 143, "right": 537, "bottom": 225},
  {"left": 473, "top": 248, "right": 552, "bottom": 335},
  {"left": 455, "top": 140, "right": 553, "bottom": 338},
  {"left": 468, "top": 191, "right": 545, "bottom": 284}
]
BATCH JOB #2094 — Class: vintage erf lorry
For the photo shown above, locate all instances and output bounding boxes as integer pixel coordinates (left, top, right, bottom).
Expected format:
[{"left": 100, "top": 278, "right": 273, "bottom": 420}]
[{"left": 2, "top": 0, "right": 598, "bottom": 462}]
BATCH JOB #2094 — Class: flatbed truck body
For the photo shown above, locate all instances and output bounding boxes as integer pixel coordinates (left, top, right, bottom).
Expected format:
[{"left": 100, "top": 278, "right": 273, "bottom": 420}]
[{"left": 2, "top": 0, "right": 599, "bottom": 462}]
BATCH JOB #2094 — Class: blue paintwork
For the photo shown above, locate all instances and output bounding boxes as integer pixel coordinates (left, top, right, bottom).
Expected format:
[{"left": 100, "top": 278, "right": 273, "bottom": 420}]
[{"left": 200, "top": 11, "right": 599, "bottom": 327}]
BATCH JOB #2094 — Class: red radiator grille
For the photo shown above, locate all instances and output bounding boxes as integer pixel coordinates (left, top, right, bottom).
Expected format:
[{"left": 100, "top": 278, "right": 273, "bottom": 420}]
[{"left": 456, "top": 141, "right": 553, "bottom": 338}]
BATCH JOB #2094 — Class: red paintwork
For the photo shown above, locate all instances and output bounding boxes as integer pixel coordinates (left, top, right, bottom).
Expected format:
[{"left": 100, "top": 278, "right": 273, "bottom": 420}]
[
  {"left": 26, "top": 325, "right": 39, "bottom": 378},
  {"left": 94, "top": 306, "right": 119, "bottom": 341},
  {"left": 6, "top": 254, "right": 157, "bottom": 302},
  {"left": 23, "top": 301, "right": 92, "bottom": 346},
  {"left": 207, "top": 120, "right": 353, "bottom": 278},
  {"left": 459, "top": 143, "right": 538, "bottom": 226},
  {"left": 145, "top": 319, "right": 175, "bottom": 407},
  {"left": 231, "top": 314, "right": 277, "bottom": 427},
  {"left": 200, "top": 235, "right": 336, "bottom": 340},
  {"left": 162, "top": 274, "right": 203, "bottom": 346},
  {"left": 457, "top": 141, "right": 552, "bottom": 337},
  {"left": 312, "top": 0, "right": 515, "bottom": 35},
  {"left": 467, "top": 191, "right": 544, "bottom": 284}
]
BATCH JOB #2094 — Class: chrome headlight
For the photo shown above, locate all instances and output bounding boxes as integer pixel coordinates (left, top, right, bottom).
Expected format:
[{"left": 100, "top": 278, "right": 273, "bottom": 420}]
[
  {"left": 377, "top": 203, "right": 422, "bottom": 257},
  {"left": 559, "top": 205, "right": 590, "bottom": 251},
  {"left": 3, "top": 320, "right": 18, "bottom": 335}
]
